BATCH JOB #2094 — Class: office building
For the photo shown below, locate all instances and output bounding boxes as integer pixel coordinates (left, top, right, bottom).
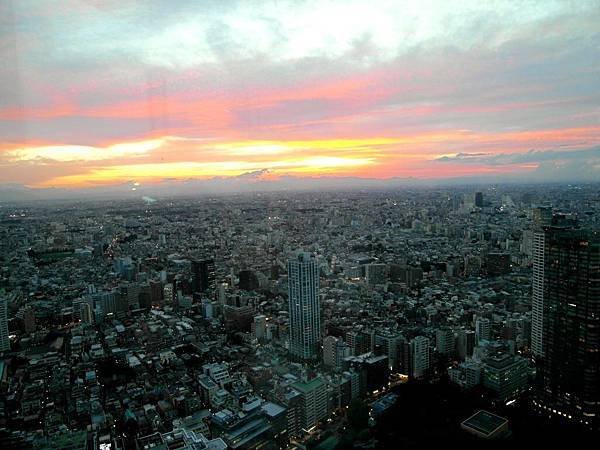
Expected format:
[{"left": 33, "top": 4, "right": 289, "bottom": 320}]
[
  {"left": 531, "top": 206, "right": 553, "bottom": 357},
  {"left": 191, "top": 259, "right": 215, "bottom": 293},
  {"left": 474, "top": 192, "right": 484, "bottom": 207},
  {"left": 533, "top": 227, "right": 599, "bottom": 428},
  {"left": 449, "top": 360, "right": 483, "bottom": 390},
  {"left": 342, "top": 353, "right": 390, "bottom": 395},
  {"left": 410, "top": 336, "right": 431, "bottom": 379},
  {"left": 457, "top": 329, "right": 476, "bottom": 360},
  {"left": 323, "top": 335, "right": 348, "bottom": 369},
  {"left": 374, "top": 331, "right": 402, "bottom": 371},
  {"left": 475, "top": 318, "right": 491, "bottom": 344},
  {"left": 483, "top": 353, "right": 529, "bottom": 402},
  {"left": 252, "top": 315, "right": 267, "bottom": 341},
  {"left": 16, "top": 305, "right": 36, "bottom": 334},
  {"left": 291, "top": 377, "right": 328, "bottom": 432},
  {"left": 436, "top": 327, "right": 455, "bottom": 355}
]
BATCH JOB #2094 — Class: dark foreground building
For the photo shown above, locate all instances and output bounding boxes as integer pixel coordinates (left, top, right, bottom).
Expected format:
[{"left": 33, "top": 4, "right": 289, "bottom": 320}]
[
  {"left": 533, "top": 227, "right": 599, "bottom": 429},
  {"left": 191, "top": 259, "right": 215, "bottom": 293}
]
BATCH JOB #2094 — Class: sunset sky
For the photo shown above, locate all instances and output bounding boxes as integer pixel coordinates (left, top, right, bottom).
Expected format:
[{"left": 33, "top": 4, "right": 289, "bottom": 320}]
[{"left": 1, "top": 0, "right": 599, "bottom": 189}]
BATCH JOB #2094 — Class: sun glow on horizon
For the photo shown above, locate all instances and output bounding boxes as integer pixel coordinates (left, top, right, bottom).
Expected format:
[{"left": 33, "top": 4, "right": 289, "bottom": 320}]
[
  {"left": 35, "top": 155, "right": 376, "bottom": 188},
  {"left": 5, "top": 127, "right": 598, "bottom": 188}
]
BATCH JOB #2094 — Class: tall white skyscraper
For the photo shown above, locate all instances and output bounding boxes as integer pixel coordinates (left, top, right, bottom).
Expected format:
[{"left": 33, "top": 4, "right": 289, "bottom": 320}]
[
  {"left": 0, "top": 296, "right": 10, "bottom": 353},
  {"left": 531, "top": 206, "right": 552, "bottom": 357},
  {"left": 531, "top": 231, "right": 546, "bottom": 356},
  {"left": 288, "top": 252, "right": 321, "bottom": 361}
]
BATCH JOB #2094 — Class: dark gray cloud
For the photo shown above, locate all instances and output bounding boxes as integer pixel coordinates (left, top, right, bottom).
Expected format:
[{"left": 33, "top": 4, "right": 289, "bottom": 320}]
[
  {"left": 436, "top": 146, "right": 600, "bottom": 183},
  {"left": 233, "top": 168, "right": 270, "bottom": 179},
  {"left": 435, "top": 146, "right": 600, "bottom": 166}
]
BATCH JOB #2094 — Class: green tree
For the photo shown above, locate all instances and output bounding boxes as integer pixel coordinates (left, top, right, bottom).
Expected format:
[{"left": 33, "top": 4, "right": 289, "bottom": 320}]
[{"left": 347, "top": 398, "right": 369, "bottom": 432}]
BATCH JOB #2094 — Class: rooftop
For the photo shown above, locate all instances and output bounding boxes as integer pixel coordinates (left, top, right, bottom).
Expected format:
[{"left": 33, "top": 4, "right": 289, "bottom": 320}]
[
  {"left": 461, "top": 410, "right": 508, "bottom": 438},
  {"left": 291, "top": 376, "right": 325, "bottom": 393}
]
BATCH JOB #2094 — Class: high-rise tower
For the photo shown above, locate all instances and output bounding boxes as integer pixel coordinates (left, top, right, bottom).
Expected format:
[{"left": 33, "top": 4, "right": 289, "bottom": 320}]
[
  {"left": 0, "top": 296, "right": 9, "bottom": 353},
  {"left": 191, "top": 259, "right": 215, "bottom": 293},
  {"left": 474, "top": 191, "right": 484, "bottom": 207},
  {"left": 288, "top": 252, "right": 321, "bottom": 361},
  {"left": 533, "top": 227, "right": 599, "bottom": 429},
  {"left": 531, "top": 206, "right": 553, "bottom": 357}
]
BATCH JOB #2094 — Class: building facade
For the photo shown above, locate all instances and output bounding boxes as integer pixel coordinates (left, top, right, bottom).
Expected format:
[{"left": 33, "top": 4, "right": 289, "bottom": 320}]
[
  {"left": 410, "top": 336, "right": 431, "bottom": 379},
  {"left": 291, "top": 377, "right": 328, "bottom": 432},
  {"left": 191, "top": 259, "right": 215, "bottom": 293},
  {"left": 288, "top": 252, "right": 321, "bottom": 361},
  {"left": 0, "top": 296, "right": 9, "bottom": 353},
  {"left": 533, "top": 227, "right": 599, "bottom": 429}
]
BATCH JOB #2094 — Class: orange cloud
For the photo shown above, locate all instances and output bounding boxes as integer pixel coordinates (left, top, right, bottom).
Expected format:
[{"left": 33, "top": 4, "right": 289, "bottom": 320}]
[
  {"left": 37, "top": 155, "right": 375, "bottom": 187},
  {"left": 3, "top": 124, "right": 599, "bottom": 188}
]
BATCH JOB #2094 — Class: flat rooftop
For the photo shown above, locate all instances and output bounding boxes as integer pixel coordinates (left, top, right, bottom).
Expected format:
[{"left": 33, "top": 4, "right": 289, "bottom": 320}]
[
  {"left": 291, "top": 376, "right": 325, "bottom": 393},
  {"left": 461, "top": 410, "right": 508, "bottom": 438}
]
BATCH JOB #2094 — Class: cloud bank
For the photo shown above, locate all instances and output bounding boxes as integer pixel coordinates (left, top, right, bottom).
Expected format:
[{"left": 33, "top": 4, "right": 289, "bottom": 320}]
[{"left": 0, "top": 0, "right": 599, "bottom": 188}]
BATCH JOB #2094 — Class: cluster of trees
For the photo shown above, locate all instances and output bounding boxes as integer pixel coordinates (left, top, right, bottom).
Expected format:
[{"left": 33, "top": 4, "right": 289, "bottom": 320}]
[{"left": 334, "top": 398, "right": 370, "bottom": 450}]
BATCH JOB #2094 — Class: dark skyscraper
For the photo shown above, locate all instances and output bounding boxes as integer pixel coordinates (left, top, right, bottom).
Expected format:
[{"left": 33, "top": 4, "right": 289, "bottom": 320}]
[
  {"left": 474, "top": 192, "right": 484, "bottom": 207},
  {"left": 532, "top": 207, "right": 560, "bottom": 357},
  {"left": 191, "top": 259, "right": 216, "bottom": 293},
  {"left": 533, "top": 227, "right": 599, "bottom": 429},
  {"left": 238, "top": 269, "right": 259, "bottom": 291},
  {"left": 0, "top": 296, "right": 9, "bottom": 353},
  {"left": 149, "top": 280, "right": 163, "bottom": 306}
]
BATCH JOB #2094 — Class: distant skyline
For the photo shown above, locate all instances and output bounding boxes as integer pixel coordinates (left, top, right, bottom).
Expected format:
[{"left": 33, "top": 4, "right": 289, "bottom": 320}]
[{"left": 1, "top": 0, "right": 599, "bottom": 188}]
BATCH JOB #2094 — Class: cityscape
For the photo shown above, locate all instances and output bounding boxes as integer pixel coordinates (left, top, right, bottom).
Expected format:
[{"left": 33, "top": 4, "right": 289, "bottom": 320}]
[
  {"left": 0, "top": 185, "right": 598, "bottom": 449},
  {"left": 1, "top": 1, "right": 600, "bottom": 448}
]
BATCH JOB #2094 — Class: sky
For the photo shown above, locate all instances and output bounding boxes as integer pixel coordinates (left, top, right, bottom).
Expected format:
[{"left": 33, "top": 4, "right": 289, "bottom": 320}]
[{"left": 1, "top": 0, "right": 599, "bottom": 190}]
